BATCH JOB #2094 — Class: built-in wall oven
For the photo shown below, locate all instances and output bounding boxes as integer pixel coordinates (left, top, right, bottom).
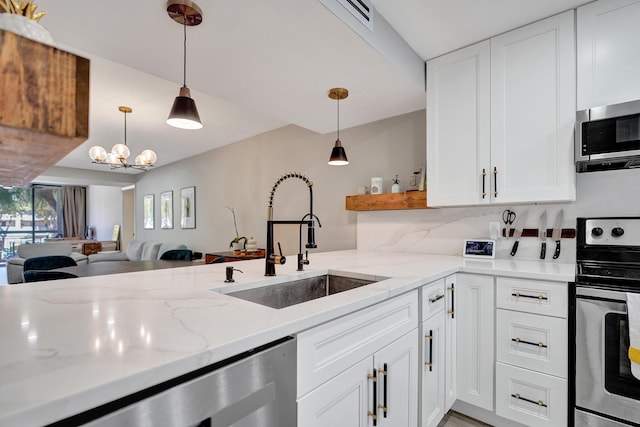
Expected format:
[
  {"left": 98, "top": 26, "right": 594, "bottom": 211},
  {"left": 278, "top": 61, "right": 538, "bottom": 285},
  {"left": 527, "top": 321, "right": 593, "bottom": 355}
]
[{"left": 574, "top": 218, "right": 640, "bottom": 426}]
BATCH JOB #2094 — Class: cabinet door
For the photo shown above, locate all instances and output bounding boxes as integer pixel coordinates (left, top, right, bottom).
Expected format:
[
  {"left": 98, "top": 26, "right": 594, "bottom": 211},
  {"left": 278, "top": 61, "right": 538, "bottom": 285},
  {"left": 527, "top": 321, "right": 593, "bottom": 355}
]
[
  {"left": 426, "top": 41, "right": 491, "bottom": 207},
  {"left": 456, "top": 273, "right": 494, "bottom": 411},
  {"left": 297, "top": 356, "right": 372, "bottom": 427},
  {"left": 578, "top": 0, "right": 640, "bottom": 109},
  {"left": 490, "top": 10, "right": 576, "bottom": 204},
  {"left": 375, "top": 329, "right": 419, "bottom": 427},
  {"left": 421, "top": 312, "right": 445, "bottom": 427},
  {"left": 444, "top": 275, "right": 456, "bottom": 411}
]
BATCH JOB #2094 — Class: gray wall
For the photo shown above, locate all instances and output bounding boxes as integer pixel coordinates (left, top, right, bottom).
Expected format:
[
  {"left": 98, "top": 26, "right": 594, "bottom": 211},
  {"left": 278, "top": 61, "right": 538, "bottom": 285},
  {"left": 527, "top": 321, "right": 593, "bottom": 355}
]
[{"left": 133, "top": 110, "right": 426, "bottom": 255}]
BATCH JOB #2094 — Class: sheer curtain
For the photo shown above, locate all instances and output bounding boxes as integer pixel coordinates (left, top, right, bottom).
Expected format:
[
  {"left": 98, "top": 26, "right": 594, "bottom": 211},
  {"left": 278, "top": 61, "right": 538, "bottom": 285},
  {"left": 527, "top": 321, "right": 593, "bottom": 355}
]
[{"left": 63, "top": 186, "right": 86, "bottom": 238}]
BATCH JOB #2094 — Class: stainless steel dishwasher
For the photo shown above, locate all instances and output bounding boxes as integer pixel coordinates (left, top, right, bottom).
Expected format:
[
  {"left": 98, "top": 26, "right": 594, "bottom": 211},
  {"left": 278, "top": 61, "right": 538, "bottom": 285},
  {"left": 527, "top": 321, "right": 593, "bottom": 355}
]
[{"left": 49, "top": 337, "right": 296, "bottom": 427}]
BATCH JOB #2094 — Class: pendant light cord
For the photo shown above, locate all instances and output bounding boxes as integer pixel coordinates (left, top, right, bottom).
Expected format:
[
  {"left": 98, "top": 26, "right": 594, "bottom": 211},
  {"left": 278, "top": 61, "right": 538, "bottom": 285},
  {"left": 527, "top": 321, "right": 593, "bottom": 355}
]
[
  {"left": 336, "top": 96, "right": 340, "bottom": 140},
  {"left": 182, "top": 14, "right": 187, "bottom": 87},
  {"left": 123, "top": 110, "right": 127, "bottom": 146}
]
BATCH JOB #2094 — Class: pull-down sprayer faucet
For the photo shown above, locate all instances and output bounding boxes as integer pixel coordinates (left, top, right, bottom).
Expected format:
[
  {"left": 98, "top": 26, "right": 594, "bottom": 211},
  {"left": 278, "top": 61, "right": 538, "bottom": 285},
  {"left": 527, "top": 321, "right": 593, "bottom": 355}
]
[{"left": 265, "top": 172, "right": 321, "bottom": 276}]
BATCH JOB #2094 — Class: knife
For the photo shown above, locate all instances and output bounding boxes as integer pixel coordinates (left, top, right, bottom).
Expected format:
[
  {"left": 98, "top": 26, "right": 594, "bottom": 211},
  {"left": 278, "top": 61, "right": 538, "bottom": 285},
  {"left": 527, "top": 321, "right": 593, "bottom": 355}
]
[
  {"left": 551, "top": 209, "right": 564, "bottom": 259},
  {"left": 510, "top": 210, "right": 528, "bottom": 256},
  {"left": 539, "top": 211, "right": 547, "bottom": 259}
]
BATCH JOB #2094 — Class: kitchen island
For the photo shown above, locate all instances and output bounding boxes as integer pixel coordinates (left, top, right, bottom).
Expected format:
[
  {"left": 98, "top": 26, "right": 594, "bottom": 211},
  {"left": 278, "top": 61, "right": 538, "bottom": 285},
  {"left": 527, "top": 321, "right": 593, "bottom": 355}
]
[{"left": 0, "top": 250, "right": 573, "bottom": 426}]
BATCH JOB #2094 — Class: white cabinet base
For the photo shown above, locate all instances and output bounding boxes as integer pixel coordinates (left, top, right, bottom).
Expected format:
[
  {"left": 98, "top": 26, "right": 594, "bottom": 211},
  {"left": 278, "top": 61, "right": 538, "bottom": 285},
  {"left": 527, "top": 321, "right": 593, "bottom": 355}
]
[{"left": 495, "top": 362, "right": 567, "bottom": 427}]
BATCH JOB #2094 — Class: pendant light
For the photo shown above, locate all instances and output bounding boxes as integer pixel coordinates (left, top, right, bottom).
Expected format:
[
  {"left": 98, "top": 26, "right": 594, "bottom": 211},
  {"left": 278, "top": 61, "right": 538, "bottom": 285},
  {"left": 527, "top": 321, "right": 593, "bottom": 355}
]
[
  {"left": 166, "top": 0, "right": 203, "bottom": 130},
  {"left": 88, "top": 106, "right": 157, "bottom": 170},
  {"left": 328, "top": 87, "right": 349, "bottom": 166}
]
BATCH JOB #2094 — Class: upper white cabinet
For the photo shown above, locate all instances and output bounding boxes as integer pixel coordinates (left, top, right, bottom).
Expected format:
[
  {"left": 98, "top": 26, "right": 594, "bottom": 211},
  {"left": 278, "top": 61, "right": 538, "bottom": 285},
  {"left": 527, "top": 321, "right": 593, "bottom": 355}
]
[
  {"left": 427, "top": 11, "right": 576, "bottom": 206},
  {"left": 577, "top": 0, "right": 640, "bottom": 110},
  {"left": 426, "top": 41, "right": 491, "bottom": 206}
]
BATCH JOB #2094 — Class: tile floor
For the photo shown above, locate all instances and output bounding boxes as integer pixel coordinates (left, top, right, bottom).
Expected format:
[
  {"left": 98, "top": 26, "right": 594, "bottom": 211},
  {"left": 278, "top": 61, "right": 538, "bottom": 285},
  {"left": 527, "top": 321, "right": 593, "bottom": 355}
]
[{"left": 438, "top": 411, "right": 491, "bottom": 427}]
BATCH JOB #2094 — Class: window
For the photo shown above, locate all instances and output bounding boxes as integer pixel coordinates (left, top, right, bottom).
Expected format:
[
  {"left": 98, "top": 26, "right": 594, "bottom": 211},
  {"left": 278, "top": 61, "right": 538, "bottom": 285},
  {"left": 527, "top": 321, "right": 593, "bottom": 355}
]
[{"left": 0, "top": 185, "right": 65, "bottom": 260}]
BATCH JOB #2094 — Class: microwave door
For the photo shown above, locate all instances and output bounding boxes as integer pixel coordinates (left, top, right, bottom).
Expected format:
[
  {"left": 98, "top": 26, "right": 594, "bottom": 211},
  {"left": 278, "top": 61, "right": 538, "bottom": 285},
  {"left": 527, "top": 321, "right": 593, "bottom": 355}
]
[{"left": 581, "top": 114, "right": 640, "bottom": 160}]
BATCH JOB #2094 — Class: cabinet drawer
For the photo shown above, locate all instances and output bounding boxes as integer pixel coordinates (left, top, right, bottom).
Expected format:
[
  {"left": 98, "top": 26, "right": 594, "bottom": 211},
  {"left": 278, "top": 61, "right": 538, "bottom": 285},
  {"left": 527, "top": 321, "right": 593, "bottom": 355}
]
[
  {"left": 496, "top": 362, "right": 567, "bottom": 427},
  {"left": 421, "top": 279, "right": 445, "bottom": 321},
  {"left": 496, "top": 277, "right": 567, "bottom": 318},
  {"left": 496, "top": 309, "right": 567, "bottom": 378},
  {"left": 297, "top": 291, "right": 418, "bottom": 398}
]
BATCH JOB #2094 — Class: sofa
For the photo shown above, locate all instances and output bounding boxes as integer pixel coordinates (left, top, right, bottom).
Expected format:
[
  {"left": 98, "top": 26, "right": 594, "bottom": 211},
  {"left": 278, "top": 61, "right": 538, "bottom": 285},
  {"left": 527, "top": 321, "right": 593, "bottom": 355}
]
[
  {"left": 7, "top": 242, "right": 89, "bottom": 284},
  {"left": 88, "top": 240, "right": 188, "bottom": 263}
]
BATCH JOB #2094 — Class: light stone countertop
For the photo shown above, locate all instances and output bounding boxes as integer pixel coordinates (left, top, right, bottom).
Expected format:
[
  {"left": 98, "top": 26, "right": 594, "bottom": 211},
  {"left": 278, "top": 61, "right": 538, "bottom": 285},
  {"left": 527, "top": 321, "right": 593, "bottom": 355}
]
[{"left": 0, "top": 250, "right": 574, "bottom": 426}]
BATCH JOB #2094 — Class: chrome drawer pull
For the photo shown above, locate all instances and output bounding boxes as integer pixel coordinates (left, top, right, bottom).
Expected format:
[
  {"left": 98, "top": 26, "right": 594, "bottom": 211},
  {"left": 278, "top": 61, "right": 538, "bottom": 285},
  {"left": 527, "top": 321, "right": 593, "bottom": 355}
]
[
  {"left": 429, "top": 294, "right": 444, "bottom": 303},
  {"left": 511, "top": 393, "right": 547, "bottom": 407},
  {"left": 512, "top": 292, "right": 548, "bottom": 301},
  {"left": 512, "top": 337, "right": 547, "bottom": 348}
]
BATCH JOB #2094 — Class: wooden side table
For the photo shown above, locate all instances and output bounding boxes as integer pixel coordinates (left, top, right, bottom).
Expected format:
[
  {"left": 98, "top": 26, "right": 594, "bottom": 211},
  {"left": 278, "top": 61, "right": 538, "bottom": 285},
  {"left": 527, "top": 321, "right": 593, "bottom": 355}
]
[{"left": 205, "top": 249, "right": 265, "bottom": 264}]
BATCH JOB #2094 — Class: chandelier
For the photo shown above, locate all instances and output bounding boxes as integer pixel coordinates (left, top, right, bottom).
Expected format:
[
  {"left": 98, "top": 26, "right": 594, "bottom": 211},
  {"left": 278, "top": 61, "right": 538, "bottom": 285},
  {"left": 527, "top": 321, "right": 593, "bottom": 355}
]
[{"left": 88, "top": 106, "right": 157, "bottom": 171}]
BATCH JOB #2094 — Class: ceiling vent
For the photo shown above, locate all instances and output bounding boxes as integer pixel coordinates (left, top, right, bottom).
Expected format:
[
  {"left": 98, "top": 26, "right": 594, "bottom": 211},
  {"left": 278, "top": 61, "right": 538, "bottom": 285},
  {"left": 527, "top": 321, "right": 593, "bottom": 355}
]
[{"left": 335, "top": 0, "right": 373, "bottom": 31}]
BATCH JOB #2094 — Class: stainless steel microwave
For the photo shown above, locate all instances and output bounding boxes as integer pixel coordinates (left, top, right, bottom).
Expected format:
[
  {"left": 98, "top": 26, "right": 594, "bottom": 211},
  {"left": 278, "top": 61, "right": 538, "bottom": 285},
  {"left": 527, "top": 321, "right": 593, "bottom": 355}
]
[{"left": 576, "top": 99, "right": 640, "bottom": 172}]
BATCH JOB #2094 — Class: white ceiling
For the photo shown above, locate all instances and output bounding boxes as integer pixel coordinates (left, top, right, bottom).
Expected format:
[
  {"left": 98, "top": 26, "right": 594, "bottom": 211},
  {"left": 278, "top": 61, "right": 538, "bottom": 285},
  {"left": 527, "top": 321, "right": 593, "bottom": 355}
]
[{"left": 36, "top": 0, "right": 592, "bottom": 175}]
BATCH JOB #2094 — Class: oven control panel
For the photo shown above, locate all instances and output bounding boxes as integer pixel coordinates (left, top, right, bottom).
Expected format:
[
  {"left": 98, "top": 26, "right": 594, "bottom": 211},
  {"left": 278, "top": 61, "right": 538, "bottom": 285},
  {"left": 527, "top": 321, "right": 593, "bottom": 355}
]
[{"left": 585, "top": 219, "right": 640, "bottom": 245}]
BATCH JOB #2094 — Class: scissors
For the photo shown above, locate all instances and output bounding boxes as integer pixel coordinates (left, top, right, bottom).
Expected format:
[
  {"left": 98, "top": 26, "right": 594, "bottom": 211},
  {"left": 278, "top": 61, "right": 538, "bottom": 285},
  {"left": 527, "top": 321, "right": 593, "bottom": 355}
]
[{"left": 502, "top": 209, "right": 516, "bottom": 226}]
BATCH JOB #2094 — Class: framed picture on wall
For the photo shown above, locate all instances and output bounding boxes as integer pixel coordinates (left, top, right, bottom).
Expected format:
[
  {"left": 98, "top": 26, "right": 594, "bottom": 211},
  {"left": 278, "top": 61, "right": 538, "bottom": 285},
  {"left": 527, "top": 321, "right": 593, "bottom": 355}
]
[
  {"left": 180, "top": 186, "right": 196, "bottom": 229},
  {"left": 160, "top": 191, "right": 173, "bottom": 229},
  {"left": 143, "top": 194, "right": 155, "bottom": 230}
]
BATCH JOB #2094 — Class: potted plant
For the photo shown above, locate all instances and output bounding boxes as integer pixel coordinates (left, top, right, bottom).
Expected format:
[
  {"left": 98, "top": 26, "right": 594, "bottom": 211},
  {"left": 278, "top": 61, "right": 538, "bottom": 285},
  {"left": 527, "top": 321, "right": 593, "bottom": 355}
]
[{"left": 226, "top": 206, "right": 246, "bottom": 252}]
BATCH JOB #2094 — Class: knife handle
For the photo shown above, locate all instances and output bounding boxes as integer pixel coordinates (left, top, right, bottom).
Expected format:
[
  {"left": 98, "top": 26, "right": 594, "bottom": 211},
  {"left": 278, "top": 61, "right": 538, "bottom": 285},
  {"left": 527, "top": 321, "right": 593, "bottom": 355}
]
[
  {"left": 510, "top": 240, "right": 519, "bottom": 256},
  {"left": 540, "top": 242, "right": 546, "bottom": 260},
  {"left": 553, "top": 241, "right": 560, "bottom": 259}
]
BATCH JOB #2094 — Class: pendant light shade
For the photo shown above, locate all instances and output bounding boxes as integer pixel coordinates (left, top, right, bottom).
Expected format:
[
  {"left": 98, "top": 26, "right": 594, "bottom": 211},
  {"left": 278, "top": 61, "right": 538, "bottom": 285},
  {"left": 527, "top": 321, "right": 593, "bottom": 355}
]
[
  {"left": 167, "top": 86, "right": 202, "bottom": 129},
  {"left": 166, "top": 1, "right": 203, "bottom": 130},
  {"left": 328, "top": 87, "right": 349, "bottom": 166}
]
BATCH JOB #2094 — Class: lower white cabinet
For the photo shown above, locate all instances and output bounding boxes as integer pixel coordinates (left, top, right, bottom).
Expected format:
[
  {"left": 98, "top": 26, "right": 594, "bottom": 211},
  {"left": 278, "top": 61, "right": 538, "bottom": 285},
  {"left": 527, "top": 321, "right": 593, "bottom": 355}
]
[
  {"left": 420, "top": 310, "right": 445, "bottom": 427},
  {"left": 444, "top": 275, "right": 456, "bottom": 411},
  {"left": 298, "top": 329, "right": 419, "bottom": 427},
  {"left": 495, "top": 362, "right": 567, "bottom": 427},
  {"left": 456, "top": 273, "right": 495, "bottom": 411}
]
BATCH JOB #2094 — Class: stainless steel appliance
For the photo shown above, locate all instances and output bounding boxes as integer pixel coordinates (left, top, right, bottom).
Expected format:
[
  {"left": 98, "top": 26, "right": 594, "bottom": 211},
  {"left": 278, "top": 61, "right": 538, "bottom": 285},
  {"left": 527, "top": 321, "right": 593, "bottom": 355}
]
[
  {"left": 576, "top": 99, "right": 640, "bottom": 172},
  {"left": 574, "top": 218, "right": 640, "bottom": 426},
  {"left": 49, "top": 337, "right": 297, "bottom": 427}
]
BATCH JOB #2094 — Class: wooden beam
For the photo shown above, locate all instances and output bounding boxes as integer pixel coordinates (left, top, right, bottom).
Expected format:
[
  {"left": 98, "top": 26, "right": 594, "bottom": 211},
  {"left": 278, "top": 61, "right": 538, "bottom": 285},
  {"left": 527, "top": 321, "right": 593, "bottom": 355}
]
[{"left": 0, "top": 30, "right": 89, "bottom": 187}]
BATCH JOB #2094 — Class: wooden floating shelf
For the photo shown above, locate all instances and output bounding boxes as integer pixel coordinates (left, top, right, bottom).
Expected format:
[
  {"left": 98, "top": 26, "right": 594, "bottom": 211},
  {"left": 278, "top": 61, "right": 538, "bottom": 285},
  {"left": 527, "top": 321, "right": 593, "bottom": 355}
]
[
  {"left": 346, "top": 191, "right": 428, "bottom": 211},
  {"left": 502, "top": 228, "right": 576, "bottom": 239}
]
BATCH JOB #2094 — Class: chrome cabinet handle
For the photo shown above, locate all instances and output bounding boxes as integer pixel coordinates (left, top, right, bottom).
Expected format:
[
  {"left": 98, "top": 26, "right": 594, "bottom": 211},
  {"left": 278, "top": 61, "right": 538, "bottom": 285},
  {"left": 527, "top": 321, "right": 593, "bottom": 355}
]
[
  {"left": 429, "top": 293, "right": 444, "bottom": 303},
  {"left": 482, "top": 168, "right": 487, "bottom": 199},
  {"left": 447, "top": 283, "right": 455, "bottom": 319},
  {"left": 424, "top": 330, "right": 433, "bottom": 372},
  {"left": 511, "top": 337, "right": 547, "bottom": 348},
  {"left": 511, "top": 393, "right": 547, "bottom": 407},
  {"left": 512, "top": 292, "right": 548, "bottom": 301},
  {"left": 493, "top": 167, "right": 498, "bottom": 197},
  {"left": 378, "top": 364, "right": 388, "bottom": 418},
  {"left": 367, "top": 370, "right": 378, "bottom": 425}
]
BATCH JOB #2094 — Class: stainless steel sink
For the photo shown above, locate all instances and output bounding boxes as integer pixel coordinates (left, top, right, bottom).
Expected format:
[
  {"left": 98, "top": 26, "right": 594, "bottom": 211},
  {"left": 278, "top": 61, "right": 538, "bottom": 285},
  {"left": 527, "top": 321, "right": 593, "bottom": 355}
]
[{"left": 224, "top": 274, "right": 378, "bottom": 309}]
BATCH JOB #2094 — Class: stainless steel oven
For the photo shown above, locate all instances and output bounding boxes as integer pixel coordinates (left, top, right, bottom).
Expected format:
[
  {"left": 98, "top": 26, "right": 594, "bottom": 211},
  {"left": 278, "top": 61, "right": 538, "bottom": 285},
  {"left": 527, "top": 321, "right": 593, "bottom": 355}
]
[{"left": 574, "top": 218, "right": 640, "bottom": 426}]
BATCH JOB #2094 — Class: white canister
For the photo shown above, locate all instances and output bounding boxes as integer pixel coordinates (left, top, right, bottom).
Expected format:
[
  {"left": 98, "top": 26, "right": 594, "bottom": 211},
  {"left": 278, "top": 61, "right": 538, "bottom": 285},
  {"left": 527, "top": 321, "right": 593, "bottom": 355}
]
[{"left": 371, "top": 177, "right": 383, "bottom": 194}]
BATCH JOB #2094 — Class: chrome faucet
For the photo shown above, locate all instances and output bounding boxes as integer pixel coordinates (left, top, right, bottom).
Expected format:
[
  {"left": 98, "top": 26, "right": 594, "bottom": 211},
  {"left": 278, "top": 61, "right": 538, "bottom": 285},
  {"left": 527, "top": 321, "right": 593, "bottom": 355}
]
[{"left": 265, "top": 172, "right": 321, "bottom": 276}]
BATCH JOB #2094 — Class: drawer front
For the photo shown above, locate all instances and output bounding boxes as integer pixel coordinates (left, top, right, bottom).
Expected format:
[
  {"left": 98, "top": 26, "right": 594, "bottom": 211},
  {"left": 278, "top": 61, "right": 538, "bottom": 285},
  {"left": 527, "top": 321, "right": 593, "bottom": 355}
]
[
  {"left": 495, "top": 362, "right": 567, "bottom": 427},
  {"left": 496, "top": 309, "right": 567, "bottom": 378},
  {"left": 496, "top": 277, "right": 567, "bottom": 318},
  {"left": 421, "top": 279, "right": 445, "bottom": 321},
  {"left": 297, "top": 290, "right": 418, "bottom": 398}
]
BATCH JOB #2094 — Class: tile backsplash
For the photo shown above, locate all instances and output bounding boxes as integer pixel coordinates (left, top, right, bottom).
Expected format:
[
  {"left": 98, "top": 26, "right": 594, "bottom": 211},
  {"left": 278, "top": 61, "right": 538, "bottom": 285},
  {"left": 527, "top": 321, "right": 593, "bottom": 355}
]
[{"left": 356, "top": 168, "right": 640, "bottom": 264}]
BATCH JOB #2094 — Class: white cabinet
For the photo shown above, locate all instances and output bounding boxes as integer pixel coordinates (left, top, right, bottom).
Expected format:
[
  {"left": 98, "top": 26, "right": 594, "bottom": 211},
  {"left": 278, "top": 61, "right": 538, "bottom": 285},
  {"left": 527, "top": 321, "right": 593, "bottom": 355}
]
[
  {"left": 298, "top": 329, "right": 419, "bottom": 427},
  {"left": 577, "top": 0, "right": 640, "bottom": 109},
  {"left": 420, "top": 309, "right": 445, "bottom": 427},
  {"left": 490, "top": 10, "right": 576, "bottom": 204},
  {"left": 297, "top": 291, "right": 419, "bottom": 427},
  {"left": 426, "top": 11, "right": 576, "bottom": 206},
  {"left": 455, "top": 273, "right": 494, "bottom": 411},
  {"left": 495, "top": 277, "right": 568, "bottom": 427},
  {"left": 426, "top": 41, "right": 490, "bottom": 207}
]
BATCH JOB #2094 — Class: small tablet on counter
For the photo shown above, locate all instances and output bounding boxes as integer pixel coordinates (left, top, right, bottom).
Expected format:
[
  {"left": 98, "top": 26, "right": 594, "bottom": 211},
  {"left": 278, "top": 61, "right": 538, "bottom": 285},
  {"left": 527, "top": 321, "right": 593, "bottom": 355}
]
[{"left": 463, "top": 239, "right": 496, "bottom": 258}]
